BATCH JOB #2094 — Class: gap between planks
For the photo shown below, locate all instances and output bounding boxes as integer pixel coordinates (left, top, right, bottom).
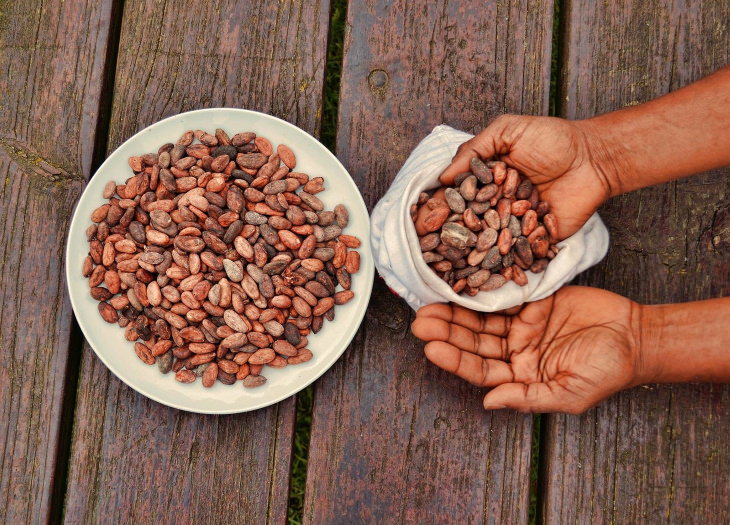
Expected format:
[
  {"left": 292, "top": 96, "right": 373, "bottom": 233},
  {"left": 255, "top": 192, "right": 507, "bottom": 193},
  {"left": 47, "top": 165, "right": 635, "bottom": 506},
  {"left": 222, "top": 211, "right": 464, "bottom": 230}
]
[
  {"left": 51, "top": 1, "right": 127, "bottom": 523},
  {"left": 528, "top": 0, "right": 565, "bottom": 522},
  {"left": 286, "top": 0, "right": 348, "bottom": 523}
]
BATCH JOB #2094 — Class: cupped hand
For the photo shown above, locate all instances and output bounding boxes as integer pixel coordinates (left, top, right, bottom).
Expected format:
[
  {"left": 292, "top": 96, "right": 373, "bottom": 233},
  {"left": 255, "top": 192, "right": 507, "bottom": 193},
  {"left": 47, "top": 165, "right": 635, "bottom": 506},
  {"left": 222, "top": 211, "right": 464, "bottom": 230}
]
[
  {"left": 411, "top": 286, "right": 643, "bottom": 414},
  {"left": 441, "top": 115, "right": 615, "bottom": 240}
]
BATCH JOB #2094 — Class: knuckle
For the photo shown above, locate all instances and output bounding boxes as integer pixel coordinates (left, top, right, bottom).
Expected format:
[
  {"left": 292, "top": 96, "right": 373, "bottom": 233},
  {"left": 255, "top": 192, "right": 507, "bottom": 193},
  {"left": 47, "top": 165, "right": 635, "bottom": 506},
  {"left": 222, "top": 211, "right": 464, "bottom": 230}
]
[
  {"left": 492, "top": 114, "right": 515, "bottom": 127},
  {"left": 455, "top": 141, "right": 472, "bottom": 155}
]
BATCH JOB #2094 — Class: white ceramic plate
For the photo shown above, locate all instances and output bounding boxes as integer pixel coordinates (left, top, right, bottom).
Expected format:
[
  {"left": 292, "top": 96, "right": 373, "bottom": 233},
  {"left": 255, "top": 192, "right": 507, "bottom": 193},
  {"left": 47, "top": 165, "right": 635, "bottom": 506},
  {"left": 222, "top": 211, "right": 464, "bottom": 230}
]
[{"left": 66, "top": 108, "right": 373, "bottom": 414}]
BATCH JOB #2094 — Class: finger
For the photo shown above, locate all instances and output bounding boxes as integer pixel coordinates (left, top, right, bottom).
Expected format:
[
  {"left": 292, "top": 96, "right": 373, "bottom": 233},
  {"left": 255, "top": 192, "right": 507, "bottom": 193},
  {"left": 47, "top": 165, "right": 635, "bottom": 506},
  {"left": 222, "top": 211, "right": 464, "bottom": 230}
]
[
  {"left": 482, "top": 381, "right": 590, "bottom": 414},
  {"left": 413, "top": 318, "right": 504, "bottom": 358},
  {"left": 450, "top": 304, "right": 511, "bottom": 337},
  {"left": 439, "top": 117, "right": 515, "bottom": 185},
  {"left": 411, "top": 316, "right": 449, "bottom": 341},
  {"left": 439, "top": 138, "right": 490, "bottom": 185},
  {"left": 440, "top": 115, "right": 524, "bottom": 185},
  {"left": 415, "top": 303, "right": 453, "bottom": 320},
  {"left": 515, "top": 295, "right": 554, "bottom": 325},
  {"left": 424, "top": 341, "right": 514, "bottom": 386},
  {"left": 413, "top": 188, "right": 448, "bottom": 235},
  {"left": 416, "top": 303, "right": 510, "bottom": 337},
  {"left": 496, "top": 305, "right": 523, "bottom": 316},
  {"left": 413, "top": 202, "right": 434, "bottom": 236}
]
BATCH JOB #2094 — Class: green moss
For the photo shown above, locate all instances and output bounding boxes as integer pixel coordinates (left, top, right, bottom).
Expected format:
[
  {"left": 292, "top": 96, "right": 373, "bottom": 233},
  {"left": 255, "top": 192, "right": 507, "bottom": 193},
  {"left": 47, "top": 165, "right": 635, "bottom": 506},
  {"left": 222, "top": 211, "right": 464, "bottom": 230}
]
[
  {"left": 319, "top": 0, "right": 346, "bottom": 153},
  {"left": 286, "top": 4, "right": 347, "bottom": 522},
  {"left": 286, "top": 385, "right": 314, "bottom": 525},
  {"left": 528, "top": 414, "right": 542, "bottom": 524},
  {"left": 549, "top": 0, "right": 562, "bottom": 117}
]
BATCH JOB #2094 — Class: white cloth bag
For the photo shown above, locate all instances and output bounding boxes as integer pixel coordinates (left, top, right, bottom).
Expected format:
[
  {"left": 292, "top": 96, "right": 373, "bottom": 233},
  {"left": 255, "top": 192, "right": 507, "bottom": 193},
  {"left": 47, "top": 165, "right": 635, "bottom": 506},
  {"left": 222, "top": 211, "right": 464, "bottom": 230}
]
[{"left": 370, "top": 125, "right": 610, "bottom": 312}]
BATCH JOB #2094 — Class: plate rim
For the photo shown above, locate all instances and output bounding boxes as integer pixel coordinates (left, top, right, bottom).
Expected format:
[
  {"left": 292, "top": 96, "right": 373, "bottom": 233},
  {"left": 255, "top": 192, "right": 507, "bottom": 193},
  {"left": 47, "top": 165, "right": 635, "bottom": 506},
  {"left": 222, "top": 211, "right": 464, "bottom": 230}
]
[{"left": 65, "top": 107, "right": 374, "bottom": 414}]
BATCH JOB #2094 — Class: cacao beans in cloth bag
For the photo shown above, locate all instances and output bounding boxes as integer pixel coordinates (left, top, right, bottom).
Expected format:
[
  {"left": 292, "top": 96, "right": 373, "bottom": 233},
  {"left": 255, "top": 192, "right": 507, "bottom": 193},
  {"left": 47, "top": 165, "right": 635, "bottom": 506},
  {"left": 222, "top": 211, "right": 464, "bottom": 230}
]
[{"left": 370, "top": 125, "right": 610, "bottom": 312}]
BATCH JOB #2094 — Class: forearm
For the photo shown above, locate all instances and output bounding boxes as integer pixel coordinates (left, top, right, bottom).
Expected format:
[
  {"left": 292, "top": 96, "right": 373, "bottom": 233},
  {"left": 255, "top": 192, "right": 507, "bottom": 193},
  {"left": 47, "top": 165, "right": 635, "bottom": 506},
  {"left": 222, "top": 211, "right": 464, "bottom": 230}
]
[
  {"left": 635, "top": 297, "right": 730, "bottom": 384},
  {"left": 577, "top": 65, "right": 730, "bottom": 197}
]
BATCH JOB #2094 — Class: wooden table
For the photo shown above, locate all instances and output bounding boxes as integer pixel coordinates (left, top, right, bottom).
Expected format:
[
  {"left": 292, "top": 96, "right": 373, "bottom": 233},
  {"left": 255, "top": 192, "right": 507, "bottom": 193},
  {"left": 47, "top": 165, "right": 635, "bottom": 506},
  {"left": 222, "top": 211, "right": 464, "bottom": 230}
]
[{"left": 1, "top": 1, "right": 728, "bottom": 523}]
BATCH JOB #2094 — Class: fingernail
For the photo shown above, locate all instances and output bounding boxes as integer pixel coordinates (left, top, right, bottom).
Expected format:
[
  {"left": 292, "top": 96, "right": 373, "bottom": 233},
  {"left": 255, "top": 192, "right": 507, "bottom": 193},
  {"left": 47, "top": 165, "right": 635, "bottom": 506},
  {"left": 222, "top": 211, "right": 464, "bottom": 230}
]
[{"left": 484, "top": 404, "right": 506, "bottom": 410}]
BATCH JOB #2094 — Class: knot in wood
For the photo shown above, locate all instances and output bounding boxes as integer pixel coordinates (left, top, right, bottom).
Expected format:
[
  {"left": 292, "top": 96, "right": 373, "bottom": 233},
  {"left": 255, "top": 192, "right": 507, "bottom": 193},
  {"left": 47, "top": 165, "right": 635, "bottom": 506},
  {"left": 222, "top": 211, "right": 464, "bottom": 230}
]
[{"left": 367, "top": 69, "right": 389, "bottom": 92}]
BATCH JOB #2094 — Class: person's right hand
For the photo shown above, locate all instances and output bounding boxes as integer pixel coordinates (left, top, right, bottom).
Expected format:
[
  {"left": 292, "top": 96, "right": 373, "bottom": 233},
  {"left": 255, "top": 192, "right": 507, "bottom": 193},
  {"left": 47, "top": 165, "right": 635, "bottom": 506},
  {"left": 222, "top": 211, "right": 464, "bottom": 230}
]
[{"left": 440, "top": 115, "right": 617, "bottom": 240}]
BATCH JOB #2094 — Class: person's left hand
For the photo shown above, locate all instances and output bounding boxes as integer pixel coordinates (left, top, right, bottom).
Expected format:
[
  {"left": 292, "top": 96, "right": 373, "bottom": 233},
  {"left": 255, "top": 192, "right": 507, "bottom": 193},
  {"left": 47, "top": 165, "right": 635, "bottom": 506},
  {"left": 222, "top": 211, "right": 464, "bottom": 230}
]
[{"left": 411, "top": 286, "right": 644, "bottom": 414}]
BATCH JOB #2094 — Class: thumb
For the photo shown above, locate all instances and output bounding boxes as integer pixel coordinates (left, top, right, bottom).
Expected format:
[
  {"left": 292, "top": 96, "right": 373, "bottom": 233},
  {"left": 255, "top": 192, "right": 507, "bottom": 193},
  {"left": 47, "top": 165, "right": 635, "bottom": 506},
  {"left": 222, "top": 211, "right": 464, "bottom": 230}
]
[
  {"left": 439, "top": 115, "right": 515, "bottom": 185},
  {"left": 439, "top": 136, "right": 496, "bottom": 185},
  {"left": 482, "top": 381, "right": 588, "bottom": 414}
]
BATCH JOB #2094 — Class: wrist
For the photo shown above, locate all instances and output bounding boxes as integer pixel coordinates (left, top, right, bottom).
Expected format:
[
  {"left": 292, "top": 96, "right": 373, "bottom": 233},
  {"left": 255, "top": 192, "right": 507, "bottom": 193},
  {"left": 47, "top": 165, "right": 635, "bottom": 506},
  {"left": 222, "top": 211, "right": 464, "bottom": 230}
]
[
  {"left": 573, "top": 118, "right": 638, "bottom": 199},
  {"left": 631, "top": 303, "right": 664, "bottom": 386},
  {"left": 631, "top": 298, "right": 730, "bottom": 385}
]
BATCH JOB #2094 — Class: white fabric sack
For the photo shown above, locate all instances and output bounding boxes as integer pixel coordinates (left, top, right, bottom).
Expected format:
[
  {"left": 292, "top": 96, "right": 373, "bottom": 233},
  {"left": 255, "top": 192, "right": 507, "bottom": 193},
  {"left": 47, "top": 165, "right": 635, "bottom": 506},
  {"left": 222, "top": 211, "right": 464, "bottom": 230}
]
[{"left": 370, "top": 125, "right": 610, "bottom": 312}]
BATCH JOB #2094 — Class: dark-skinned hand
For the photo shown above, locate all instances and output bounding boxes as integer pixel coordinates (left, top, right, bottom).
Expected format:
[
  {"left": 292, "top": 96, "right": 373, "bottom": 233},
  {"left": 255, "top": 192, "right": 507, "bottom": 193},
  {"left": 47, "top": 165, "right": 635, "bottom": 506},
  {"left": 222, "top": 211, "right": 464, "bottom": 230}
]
[
  {"left": 440, "top": 115, "right": 617, "bottom": 240},
  {"left": 411, "top": 286, "right": 642, "bottom": 414}
]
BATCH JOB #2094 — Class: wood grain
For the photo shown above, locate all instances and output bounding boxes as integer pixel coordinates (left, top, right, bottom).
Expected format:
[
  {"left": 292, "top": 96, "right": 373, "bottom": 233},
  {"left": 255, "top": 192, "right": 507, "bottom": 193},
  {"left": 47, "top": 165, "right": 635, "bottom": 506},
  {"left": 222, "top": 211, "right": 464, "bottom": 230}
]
[
  {"left": 63, "top": 0, "right": 330, "bottom": 522},
  {"left": 304, "top": 1, "right": 553, "bottom": 523},
  {"left": 0, "top": 0, "right": 114, "bottom": 523},
  {"left": 543, "top": 1, "right": 730, "bottom": 522}
]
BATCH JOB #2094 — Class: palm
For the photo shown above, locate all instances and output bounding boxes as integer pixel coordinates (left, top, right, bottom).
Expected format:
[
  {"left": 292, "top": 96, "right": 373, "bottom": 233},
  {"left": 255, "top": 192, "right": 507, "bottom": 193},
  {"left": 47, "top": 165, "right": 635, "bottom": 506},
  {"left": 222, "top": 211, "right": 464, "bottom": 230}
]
[
  {"left": 504, "top": 288, "right": 637, "bottom": 411},
  {"left": 411, "top": 287, "right": 639, "bottom": 414},
  {"left": 441, "top": 115, "right": 611, "bottom": 239}
]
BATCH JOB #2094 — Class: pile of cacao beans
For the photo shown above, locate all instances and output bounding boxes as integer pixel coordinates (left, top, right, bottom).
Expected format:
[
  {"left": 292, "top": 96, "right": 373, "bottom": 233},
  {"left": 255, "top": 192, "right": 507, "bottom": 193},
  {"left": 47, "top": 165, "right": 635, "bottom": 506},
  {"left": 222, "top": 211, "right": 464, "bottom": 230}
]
[
  {"left": 83, "top": 128, "right": 361, "bottom": 387},
  {"left": 412, "top": 157, "right": 559, "bottom": 295}
]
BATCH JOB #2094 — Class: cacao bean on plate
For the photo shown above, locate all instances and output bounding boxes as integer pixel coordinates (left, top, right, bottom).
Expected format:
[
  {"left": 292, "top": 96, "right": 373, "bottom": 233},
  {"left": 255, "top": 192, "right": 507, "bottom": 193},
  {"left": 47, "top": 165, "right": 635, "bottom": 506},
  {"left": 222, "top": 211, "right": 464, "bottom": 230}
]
[{"left": 83, "top": 128, "right": 362, "bottom": 387}]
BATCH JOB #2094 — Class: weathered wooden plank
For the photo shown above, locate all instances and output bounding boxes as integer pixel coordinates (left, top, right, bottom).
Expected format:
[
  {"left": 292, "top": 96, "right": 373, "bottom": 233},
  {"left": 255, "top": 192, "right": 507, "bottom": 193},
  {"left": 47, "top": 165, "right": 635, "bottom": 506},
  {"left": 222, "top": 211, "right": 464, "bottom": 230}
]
[
  {"left": 63, "top": 0, "right": 331, "bottom": 522},
  {"left": 304, "top": 1, "right": 554, "bottom": 523},
  {"left": 0, "top": 1, "right": 114, "bottom": 523},
  {"left": 543, "top": 1, "right": 730, "bottom": 523}
]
